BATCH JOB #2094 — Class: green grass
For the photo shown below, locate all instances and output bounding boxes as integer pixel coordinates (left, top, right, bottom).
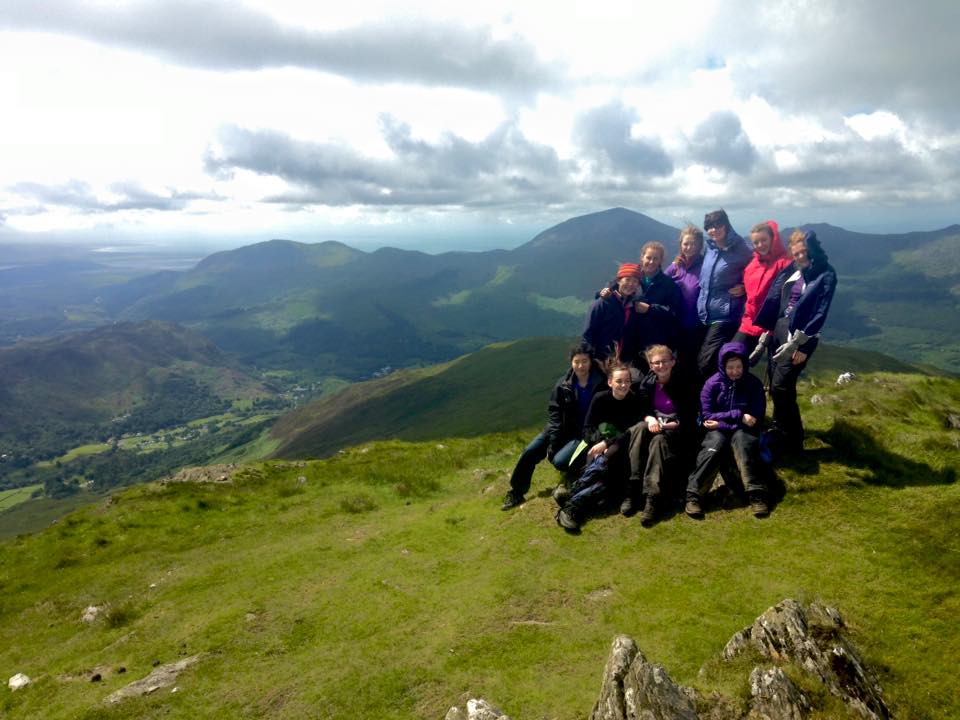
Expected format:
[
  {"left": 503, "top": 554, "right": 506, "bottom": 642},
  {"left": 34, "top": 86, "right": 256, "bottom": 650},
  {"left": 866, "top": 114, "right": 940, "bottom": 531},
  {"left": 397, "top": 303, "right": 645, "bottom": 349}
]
[
  {"left": 0, "top": 485, "right": 42, "bottom": 512},
  {"left": 0, "top": 369, "right": 957, "bottom": 719}
]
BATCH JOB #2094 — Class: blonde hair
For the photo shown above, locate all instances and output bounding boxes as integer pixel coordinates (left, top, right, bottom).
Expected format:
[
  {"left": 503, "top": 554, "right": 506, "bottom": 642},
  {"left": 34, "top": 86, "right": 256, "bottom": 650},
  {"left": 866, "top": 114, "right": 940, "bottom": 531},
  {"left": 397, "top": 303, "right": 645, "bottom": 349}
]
[
  {"left": 644, "top": 344, "right": 674, "bottom": 362},
  {"left": 673, "top": 225, "right": 704, "bottom": 266}
]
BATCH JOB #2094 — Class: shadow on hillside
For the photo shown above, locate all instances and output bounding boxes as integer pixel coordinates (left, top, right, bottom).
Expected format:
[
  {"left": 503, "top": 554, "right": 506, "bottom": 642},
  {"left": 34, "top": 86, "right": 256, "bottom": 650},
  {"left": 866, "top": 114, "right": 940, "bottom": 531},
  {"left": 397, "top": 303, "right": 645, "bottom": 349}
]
[{"left": 813, "top": 419, "right": 956, "bottom": 488}]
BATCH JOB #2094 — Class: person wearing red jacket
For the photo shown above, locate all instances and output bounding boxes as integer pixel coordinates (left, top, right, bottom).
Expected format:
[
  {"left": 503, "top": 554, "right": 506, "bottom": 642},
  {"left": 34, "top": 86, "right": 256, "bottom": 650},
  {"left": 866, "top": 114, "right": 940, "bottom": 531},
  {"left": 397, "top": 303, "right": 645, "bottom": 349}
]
[{"left": 734, "top": 221, "right": 793, "bottom": 358}]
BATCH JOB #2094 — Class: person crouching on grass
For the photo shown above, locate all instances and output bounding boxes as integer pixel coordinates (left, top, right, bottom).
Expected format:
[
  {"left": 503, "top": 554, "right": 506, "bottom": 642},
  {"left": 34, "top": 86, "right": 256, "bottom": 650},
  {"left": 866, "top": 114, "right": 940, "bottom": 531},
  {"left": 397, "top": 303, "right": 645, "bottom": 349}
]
[
  {"left": 685, "top": 341, "right": 771, "bottom": 520},
  {"left": 620, "top": 345, "right": 698, "bottom": 527},
  {"left": 501, "top": 342, "right": 606, "bottom": 511},
  {"left": 555, "top": 361, "right": 642, "bottom": 532}
]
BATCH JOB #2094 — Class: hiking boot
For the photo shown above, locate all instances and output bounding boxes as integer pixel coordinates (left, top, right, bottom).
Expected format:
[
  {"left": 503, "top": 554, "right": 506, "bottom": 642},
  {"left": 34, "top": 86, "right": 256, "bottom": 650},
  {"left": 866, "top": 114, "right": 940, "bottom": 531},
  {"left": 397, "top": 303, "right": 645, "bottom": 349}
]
[
  {"left": 552, "top": 484, "right": 571, "bottom": 506},
  {"left": 501, "top": 490, "right": 524, "bottom": 511},
  {"left": 619, "top": 496, "right": 637, "bottom": 517},
  {"left": 750, "top": 496, "right": 770, "bottom": 518},
  {"left": 555, "top": 506, "right": 580, "bottom": 531},
  {"left": 685, "top": 498, "right": 704, "bottom": 520},
  {"left": 640, "top": 497, "right": 657, "bottom": 527}
]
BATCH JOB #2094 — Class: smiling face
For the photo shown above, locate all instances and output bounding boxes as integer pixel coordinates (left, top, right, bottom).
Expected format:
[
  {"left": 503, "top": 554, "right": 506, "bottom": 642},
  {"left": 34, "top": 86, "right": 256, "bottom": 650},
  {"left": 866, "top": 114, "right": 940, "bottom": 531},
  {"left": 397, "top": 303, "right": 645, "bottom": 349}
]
[
  {"left": 617, "top": 274, "right": 640, "bottom": 296},
  {"left": 640, "top": 247, "right": 663, "bottom": 276},
  {"left": 680, "top": 233, "right": 700, "bottom": 259},
  {"left": 647, "top": 351, "right": 675, "bottom": 383},
  {"left": 571, "top": 353, "right": 591, "bottom": 379},
  {"left": 751, "top": 229, "right": 772, "bottom": 256},
  {"left": 608, "top": 368, "right": 632, "bottom": 400},
  {"left": 724, "top": 356, "right": 744, "bottom": 381},
  {"left": 707, "top": 223, "right": 728, "bottom": 247},
  {"left": 791, "top": 240, "right": 811, "bottom": 270}
]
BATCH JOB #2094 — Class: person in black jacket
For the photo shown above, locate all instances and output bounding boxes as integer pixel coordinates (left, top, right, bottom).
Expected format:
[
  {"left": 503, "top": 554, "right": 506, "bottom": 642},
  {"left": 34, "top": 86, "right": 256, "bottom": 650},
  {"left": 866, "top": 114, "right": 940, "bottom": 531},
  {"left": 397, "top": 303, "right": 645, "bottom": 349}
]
[
  {"left": 555, "top": 361, "right": 643, "bottom": 531},
  {"left": 582, "top": 262, "right": 643, "bottom": 365},
  {"left": 502, "top": 342, "right": 606, "bottom": 510},
  {"left": 620, "top": 345, "right": 699, "bottom": 526},
  {"left": 596, "top": 243, "right": 684, "bottom": 373}
]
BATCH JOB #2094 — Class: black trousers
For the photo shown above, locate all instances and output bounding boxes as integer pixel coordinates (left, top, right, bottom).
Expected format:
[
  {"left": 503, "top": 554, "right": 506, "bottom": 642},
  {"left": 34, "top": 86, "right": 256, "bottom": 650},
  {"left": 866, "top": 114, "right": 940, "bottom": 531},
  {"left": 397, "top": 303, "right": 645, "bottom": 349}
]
[
  {"left": 686, "top": 429, "right": 767, "bottom": 500},
  {"left": 697, "top": 321, "right": 739, "bottom": 380},
  {"left": 769, "top": 355, "right": 808, "bottom": 447}
]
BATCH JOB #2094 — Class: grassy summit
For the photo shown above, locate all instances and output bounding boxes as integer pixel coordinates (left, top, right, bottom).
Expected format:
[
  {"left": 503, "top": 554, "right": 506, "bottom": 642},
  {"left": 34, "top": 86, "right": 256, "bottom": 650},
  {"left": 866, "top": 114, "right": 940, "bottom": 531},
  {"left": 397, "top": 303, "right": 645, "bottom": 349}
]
[{"left": 1, "top": 366, "right": 957, "bottom": 719}]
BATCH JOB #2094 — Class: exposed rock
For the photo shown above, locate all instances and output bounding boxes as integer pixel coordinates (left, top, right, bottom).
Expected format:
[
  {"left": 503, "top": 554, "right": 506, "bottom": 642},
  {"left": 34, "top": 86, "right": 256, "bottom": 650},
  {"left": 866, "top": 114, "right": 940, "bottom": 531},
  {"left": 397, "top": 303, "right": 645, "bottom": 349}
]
[
  {"left": 623, "top": 655, "right": 698, "bottom": 720},
  {"left": 591, "top": 635, "right": 638, "bottom": 720},
  {"left": 8, "top": 673, "right": 30, "bottom": 691},
  {"left": 448, "top": 600, "right": 887, "bottom": 720},
  {"left": 946, "top": 412, "right": 960, "bottom": 430},
  {"left": 591, "top": 635, "right": 697, "bottom": 720},
  {"left": 810, "top": 394, "right": 826, "bottom": 406},
  {"left": 747, "top": 667, "right": 809, "bottom": 720},
  {"left": 836, "top": 372, "right": 857, "bottom": 386},
  {"left": 722, "top": 626, "right": 753, "bottom": 660},
  {"left": 728, "top": 599, "right": 889, "bottom": 719},
  {"left": 444, "top": 698, "right": 510, "bottom": 720},
  {"left": 104, "top": 655, "right": 200, "bottom": 704},
  {"left": 81, "top": 605, "right": 103, "bottom": 623},
  {"left": 162, "top": 464, "right": 238, "bottom": 484}
]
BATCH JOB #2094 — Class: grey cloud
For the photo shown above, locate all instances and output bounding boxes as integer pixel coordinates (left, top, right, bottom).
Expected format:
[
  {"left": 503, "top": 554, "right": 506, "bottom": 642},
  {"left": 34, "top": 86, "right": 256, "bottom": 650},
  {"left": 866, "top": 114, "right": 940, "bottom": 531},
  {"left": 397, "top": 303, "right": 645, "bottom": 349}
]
[
  {"left": 688, "top": 111, "right": 758, "bottom": 174},
  {"left": 574, "top": 102, "right": 673, "bottom": 177},
  {"left": 0, "top": 0, "right": 559, "bottom": 97},
  {"left": 718, "top": 0, "right": 960, "bottom": 126},
  {"left": 10, "top": 180, "right": 215, "bottom": 213},
  {"left": 205, "top": 118, "right": 572, "bottom": 209}
]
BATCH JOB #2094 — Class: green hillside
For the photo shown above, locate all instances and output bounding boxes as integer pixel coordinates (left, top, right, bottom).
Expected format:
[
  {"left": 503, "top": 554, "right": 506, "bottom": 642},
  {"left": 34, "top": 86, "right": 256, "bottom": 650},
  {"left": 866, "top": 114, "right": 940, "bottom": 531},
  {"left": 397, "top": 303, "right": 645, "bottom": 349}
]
[
  {"left": 0, "top": 367, "right": 957, "bottom": 719},
  {"left": 267, "top": 337, "right": 922, "bottom": 460},
  {"left": 270, "top": 336, "right": 574, "bottom": 458},
  {"left": 0, "top": 321, "right": 273, "bottom": 466}
]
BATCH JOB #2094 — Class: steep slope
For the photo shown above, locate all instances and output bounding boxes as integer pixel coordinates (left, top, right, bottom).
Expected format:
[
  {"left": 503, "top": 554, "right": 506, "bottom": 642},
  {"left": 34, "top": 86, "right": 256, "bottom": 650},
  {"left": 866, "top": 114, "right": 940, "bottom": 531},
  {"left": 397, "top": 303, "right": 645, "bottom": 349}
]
[
  {"left": 0, "top": 321, "right": 271, "bottom": 458},
  {"left": 1, "top": 367, "right": 957, "bottom": 719}
]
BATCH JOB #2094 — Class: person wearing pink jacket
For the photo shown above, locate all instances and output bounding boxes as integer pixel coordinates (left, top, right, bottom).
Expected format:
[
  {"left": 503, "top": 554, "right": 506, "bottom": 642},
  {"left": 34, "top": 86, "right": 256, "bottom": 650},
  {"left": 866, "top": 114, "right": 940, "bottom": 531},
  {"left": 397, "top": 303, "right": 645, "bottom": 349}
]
[{"left": 734, "top": 220, "right": 793, "bottom": 358}]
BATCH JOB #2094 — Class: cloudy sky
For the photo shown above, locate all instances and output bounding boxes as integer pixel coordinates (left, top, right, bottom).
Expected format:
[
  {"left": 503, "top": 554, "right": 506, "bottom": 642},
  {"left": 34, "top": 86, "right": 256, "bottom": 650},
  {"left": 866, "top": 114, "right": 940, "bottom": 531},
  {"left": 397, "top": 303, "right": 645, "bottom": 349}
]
[{"left": 1, "top": 0, "right": 958, "bottom": 251}]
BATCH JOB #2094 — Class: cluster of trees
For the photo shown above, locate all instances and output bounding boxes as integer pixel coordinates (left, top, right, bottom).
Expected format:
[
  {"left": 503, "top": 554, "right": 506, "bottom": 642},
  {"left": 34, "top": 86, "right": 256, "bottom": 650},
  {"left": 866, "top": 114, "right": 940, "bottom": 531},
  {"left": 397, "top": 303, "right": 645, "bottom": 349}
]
[{"left": 32, "top": 420, "right": 271, "bottom": 495}]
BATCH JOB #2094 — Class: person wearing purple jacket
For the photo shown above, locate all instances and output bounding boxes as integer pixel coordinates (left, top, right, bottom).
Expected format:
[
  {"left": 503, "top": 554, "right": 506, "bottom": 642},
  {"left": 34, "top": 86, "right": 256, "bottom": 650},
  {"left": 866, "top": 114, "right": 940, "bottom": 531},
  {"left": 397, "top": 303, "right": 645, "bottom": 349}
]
[
  {"left": 666, "top": 225, "right": 705, "bottom": 380},
  {"left": 685, "top": 341, "right": 770, "bottom": 519}
]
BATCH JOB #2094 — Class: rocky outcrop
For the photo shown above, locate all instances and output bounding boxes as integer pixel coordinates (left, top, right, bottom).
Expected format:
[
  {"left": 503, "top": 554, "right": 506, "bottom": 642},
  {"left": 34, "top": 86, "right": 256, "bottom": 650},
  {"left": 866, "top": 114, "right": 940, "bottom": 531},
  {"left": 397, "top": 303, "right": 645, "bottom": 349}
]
[
  {"left": 724, "top": 599, "right": 889, "bottom": 719},
  {"left": 445, "top": 599, "right": 888, "bottom": 720},
  {"left": 589, "top": 634, "right": 699, "bottom": 720},
  {"left": 103, "top": 655, "right": 200, "bottom": 704},
  {"left": 161, "top": 464, "right": 238, "bottom": 484},
  {"left": 444, "top": 698, "right": 511, "bottom": 720},
  {"left": 747, "top": 667, "right": 808, "bottom": 720}
]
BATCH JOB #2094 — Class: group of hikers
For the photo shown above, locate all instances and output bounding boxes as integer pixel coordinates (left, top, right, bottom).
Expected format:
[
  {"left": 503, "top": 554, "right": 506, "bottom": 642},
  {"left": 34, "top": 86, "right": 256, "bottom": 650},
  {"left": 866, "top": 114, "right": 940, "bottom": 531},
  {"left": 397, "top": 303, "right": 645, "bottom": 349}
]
[{"left": 501, "top": 209, "right": 838, "bottom": 532}]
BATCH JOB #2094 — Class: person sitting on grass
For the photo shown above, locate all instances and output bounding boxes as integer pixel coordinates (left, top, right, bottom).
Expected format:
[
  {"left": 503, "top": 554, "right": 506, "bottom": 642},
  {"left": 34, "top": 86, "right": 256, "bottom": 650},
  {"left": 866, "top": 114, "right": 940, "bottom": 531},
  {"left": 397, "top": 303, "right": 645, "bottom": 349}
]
[
  {"left": 555, "top": 361, "right": 643, "bottom": 532},
  {"left": 685, "top": 341, "right": 771, "bottom": 520},
  {"left": 502, "top": 342, "right": 606, "bottom": 510},
  {"left": 620, "top": 345, "right": 699, "bottom": 527}
]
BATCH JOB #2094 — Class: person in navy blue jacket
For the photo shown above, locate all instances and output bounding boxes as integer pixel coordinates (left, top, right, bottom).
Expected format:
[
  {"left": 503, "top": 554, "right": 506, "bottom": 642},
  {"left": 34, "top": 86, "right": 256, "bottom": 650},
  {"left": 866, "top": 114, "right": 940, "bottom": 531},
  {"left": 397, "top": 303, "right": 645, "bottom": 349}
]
[
  {"left": 753, "top": 229, "right": 837, "bottom": 454},
  {"left": 685, "top": 341, "right": 771, "bottom": 519},
  {"left": 501, "top": 342, "right": 607, "bottom": 510},
  {"left": 696, "top": 209, "right": 753, "bottom": 380},
  {"left": 582, "top": 263, "right": 644, "bottom": 365}
]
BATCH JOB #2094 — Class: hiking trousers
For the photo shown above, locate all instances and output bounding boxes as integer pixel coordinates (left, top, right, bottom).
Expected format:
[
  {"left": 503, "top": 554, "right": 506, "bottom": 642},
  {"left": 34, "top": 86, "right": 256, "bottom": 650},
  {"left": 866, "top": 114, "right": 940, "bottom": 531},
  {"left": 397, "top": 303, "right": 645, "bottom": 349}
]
[
  {"left": 626, "top": 425, "right": 686, "bottom": 502},
  {"left": 508, "top": 430, "right": 580, "bottom": 495},
  {"left": 686, "top": 429, "right": 766, "bottom": 500}
]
